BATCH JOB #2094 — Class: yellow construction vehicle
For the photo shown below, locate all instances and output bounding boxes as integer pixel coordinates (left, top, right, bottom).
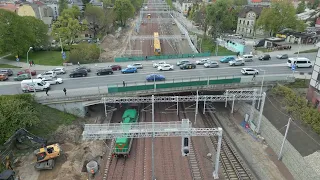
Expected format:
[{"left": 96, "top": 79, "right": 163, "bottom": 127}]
[{"left": 33, "top": 143, "right": 62, "bottom": 170}]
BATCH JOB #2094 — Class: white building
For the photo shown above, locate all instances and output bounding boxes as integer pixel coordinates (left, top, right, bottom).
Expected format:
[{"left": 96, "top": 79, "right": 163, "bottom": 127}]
[{"left": 307, "top": 43, "right": 320, "bottom": 110}]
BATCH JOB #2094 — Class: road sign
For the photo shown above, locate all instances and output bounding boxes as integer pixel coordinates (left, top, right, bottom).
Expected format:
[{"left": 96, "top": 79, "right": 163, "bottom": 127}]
[
  {"left": 62, "top": 52, "right": 66, "bottom": 60},
  {"left": 291, "top": 64, "right": 296, "bottom": 71}
]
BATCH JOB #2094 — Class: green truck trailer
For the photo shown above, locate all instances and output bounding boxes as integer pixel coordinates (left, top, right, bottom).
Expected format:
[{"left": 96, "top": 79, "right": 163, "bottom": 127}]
[{"left": 113, "top": 109, "right": 139, "bottom": 158}]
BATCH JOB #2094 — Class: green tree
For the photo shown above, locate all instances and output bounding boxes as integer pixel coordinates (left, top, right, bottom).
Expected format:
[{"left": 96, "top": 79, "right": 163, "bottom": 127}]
[
  {"left": 296, "top": 0, "right": 306, "bottom": 14},
  {"left": 114, "top": 0, "right": 135, "bottom": 26},
  {"left": 84, "top": 5, "right": 108, "bottom": 38},
  {"left": 58, "top": 0, "right": 68, "bottom": 14},
  {"left": 130, "top": 0, "right": 143, "bottom": 11},
  {"left": 0, "top": 95, "right": 40, "bottom": 144},
  {"left": 233, "top": 0, "right": 248, "bottom": 6},
  {"left": 205, "top": 0, "right": 235, "bottom": 39},
  {"left": 51, "top": 7, "right": 86, "bottom": 44},
  {"left": 69, "top": 43, "right": 100, "bottom": 64},
  {"left": 0, "top": 10, "right": 35, "bottom": 56},
  {"left": 256, "top": 0, "right": 306, "bottom": 36},
  {"left": 22, "top": 16, "right": 49, "bottom": 47},
  {"left": 312, "top": 0, "right": 320, "bottom": 9}
]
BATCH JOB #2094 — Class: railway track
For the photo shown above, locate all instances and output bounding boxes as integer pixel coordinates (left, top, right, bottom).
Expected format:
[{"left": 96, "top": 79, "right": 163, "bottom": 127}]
[
  {"left": 198, "top": 104, "right": 255, "bottom": 180},
  {"left": 179, "top": 102, "right": 204, "bottom": 180}
]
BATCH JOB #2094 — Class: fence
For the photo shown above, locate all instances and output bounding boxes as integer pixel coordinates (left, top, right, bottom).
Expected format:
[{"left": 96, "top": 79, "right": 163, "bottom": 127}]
[
  {"left": 108, "top": 76, "right": 241, "bottom": 93},
  {"left": 114, "top": 52, "right": 211, "bottom": 62}
]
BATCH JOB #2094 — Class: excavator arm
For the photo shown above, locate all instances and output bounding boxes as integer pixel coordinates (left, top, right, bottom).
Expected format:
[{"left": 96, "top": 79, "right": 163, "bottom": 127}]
[{"left": 3, "top": 128, "right": 47, "bottom": 148}]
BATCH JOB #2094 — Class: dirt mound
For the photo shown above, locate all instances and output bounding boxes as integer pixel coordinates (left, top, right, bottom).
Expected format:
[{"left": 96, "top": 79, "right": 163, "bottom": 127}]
[{"left": 50, "top": 124, "right": 83, "bottom": 144}]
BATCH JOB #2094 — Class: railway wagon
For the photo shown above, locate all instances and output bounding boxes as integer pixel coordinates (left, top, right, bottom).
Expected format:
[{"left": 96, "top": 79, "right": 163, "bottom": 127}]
[{"left": 113, "top": 109, "right": 139, "bottom": 158}]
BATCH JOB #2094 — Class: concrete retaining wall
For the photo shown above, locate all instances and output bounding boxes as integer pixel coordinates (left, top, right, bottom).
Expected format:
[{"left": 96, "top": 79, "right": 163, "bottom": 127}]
[
  {"left": 234, "top": 102, "right": 319, "bottom": 180},
  {"left": 47, "top": 102, "right": 87, "bottom": 117}
]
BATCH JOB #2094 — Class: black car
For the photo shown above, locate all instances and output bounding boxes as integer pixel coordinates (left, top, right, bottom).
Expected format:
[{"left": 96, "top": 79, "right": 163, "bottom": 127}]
[
  {"left": 69, "top": 69, "right": 87, "bottom": 78},
  {"left": 97, "top": 68, "right": 113, "bottom": 76},
  {"left": 180, "top": 63, "right": 196, "bottom": 70},
  {"left": 258, "top": 54, "right": 271, "bottom": 60},
  {"left": 76, "top": 66, "right": 91, "bottom": 72}
]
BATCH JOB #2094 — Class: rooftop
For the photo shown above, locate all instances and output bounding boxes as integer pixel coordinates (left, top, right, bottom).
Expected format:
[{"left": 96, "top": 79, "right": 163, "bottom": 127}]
[{"left": 238, "top": 6, "right": 264, "bottom": 18}]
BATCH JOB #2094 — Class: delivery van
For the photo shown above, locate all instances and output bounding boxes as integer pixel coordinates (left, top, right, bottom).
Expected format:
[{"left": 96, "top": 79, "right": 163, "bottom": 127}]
[{"left": 21, "top": 79, "right": 50, "bottom": 93}]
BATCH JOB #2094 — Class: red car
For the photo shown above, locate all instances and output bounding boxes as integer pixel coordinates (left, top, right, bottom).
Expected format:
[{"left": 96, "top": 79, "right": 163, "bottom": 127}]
[
  {"left": 17, "top": 69, "right": 37, "bottom": 76},
  {"left": 109, "top": 65, "right": 122, "bottom": 71}
]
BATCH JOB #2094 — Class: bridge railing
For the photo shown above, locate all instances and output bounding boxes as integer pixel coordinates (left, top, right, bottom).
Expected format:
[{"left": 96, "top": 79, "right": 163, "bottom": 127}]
[{"left": 35, "top": 74, "right": 294, "bottom": 104}]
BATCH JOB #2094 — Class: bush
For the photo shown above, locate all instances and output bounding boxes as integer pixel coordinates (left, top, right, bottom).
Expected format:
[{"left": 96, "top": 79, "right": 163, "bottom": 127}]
[
  {"left": 68, "top": 43, "right": 100, "bottom": 64},
  {"left": 0, "top": 94, "right": 40, "bottom": 144},
  {"left": 271, "top": 85, "right": 320, "bottom": 134}
]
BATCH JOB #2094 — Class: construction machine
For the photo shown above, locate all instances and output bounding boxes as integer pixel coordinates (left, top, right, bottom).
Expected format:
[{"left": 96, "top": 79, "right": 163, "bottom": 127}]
[
  {"left": 33, "top": 143, "right": 62, "bottom": 170},
  {"left": 0, "top": 170, "right": 19, "bottom": 180}
]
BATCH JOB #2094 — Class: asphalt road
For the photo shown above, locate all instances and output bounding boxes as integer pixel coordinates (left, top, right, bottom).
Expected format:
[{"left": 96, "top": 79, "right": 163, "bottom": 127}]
[{"left": 0, "top": 53, "right": 315, "bottom": 95}]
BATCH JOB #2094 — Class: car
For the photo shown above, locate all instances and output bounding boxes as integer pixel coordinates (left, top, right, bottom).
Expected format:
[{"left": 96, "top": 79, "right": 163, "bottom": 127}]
[
  {"left": 37, "top": 71, "right": 57, "bottom": 79},
  {"left": 0, "top": 73, "right": 8, "bottom": 81},
  {"left": 229, "top": 58, "right": 245, "bottom": 66},
  {"left": 180, "top": 63, "right": 196, "bottom": 69},
  {"left": 276, "top": 54, "right": 288, "bottom": 59},
  {"left": 153, "top": 61, "right": 166, "bottom": 68},
  {"left": 109, "top": 65, "right": 122, "bottom": 71},
  {"left": 242, "top": 54, "right": 254, "bottom": 62},
  {"left": 176, "top": 60, "right": 190, "bottom": 66},
  {"left": 17, "top": 69, "right": 36, "bottom": 76},
  {"left": 42, "top": 77, "right": 63, "bottom": 85},
  {"left": 196, "top": 58, "right": 210, "bottom": 65},
  {"left": 204, "top": 61, "right": 219, "bottom": 68},
  {"left": 146, "top": 74, "right": 165, "bottom": 82},
  {"left": 259, "top": 54, "right": 271, "bottom": 60},
  {"left": 241, "top": 68, "right": 259, "bottom": 75},
  {"left": 97, "top": 68, "right": 113, "bottom": 76},
  {"left": 14, "top": 74, "right": 31, "bottom": 81},
  {"left": 121, "top": 67, "right": 137, "bottom": 74},
  {"left": 233, "top": 34, "right": 243, "bottom": 39},
  {"left": 220, "top": 56, "right": 235, "bottom": 63},
  {"left": 0, "top": 69, "right": 13, "bottom": 76},
  {"left": 128, "top": 63, "right": 143, "bottom": 69},
  {"left": 52, "top": 67, "right": 66, "bottom": 74},
  {"left": 157, "top": 64, "right": 174, "bottom": 71},
  {"left": 76, "top": 66, "right": 91, "bottom": 72},
  {"left": 69, "top": 69, "right": 87, "bottom": 78}
]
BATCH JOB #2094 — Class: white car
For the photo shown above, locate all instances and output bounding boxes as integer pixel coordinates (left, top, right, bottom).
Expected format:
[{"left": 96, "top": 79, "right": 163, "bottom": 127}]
[
  {"left": 196, "top": 58, "right": 210, "bottom": 65},
  {"left": 52, "top": 67, "right": 66, "bottom": 74},
  {"left": 128, "top": 63, "right": 143, "bottom": 69},
  {"left": 157, "top": 64, "right": 174, "bottom": 71},
  {"left": 37, "top": 71, "right": 57, "bottom": 79},
  {"left": 153, "top": 61, "right": 166, "bottom": 68},
  {"left": 42, "top": 77, "right": 63, "bottom": 85},
  {"left": 229, "top": 58, "right": 245, "bottom": 66},
  {"left": 241, "top": 68, "right": 259, "bottom": 75}
]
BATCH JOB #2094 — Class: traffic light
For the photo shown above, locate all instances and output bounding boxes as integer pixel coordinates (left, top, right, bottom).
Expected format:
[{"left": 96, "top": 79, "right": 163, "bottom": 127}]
[{"left": 181, "top": 136, "right": 190, "bottom": 156}]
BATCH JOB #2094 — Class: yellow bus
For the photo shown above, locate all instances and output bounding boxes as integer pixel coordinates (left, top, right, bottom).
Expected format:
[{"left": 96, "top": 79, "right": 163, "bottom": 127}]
[
  {"left": 154, "top": 32, "right": 161, "bottom": 55},
  {"left": 147, "top": 14, "right": 151, "bottom": 19}
]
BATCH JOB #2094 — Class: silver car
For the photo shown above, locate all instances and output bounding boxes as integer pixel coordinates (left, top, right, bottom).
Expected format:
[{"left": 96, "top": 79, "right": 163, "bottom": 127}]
[
  {"left": 204, "top": 61, "right": 219, "bottom": 68},
  {"left": 229, "top": 58, "right": 245, "bottom": 66},
  {"left": 128, "top": 63, "right": 143, "bottom": 69}
]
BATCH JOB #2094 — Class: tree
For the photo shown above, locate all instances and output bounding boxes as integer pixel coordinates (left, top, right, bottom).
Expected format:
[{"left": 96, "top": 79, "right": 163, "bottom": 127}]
[
  {"left": 69, "top": 43, "right": 100, "bottom": 64},
  {"left": 114, "top": 0, "right": 135, "bottom": 26},
  {"left": 22, "top": 16, "right": 49, "bottom": 47},
  {"left": 0, "top": 94, "right": 40, "bottom": 144},
  {"left": 256, "top": 0, "right": 306, "bottom": 36},
  {"left": 58, "top": 0, "right": 68, "bottom": 14},
  {"left": 312, "top": 0, "right": 320, "bottom": 9},
  {"left": 296, "top": 0, "right": 306, "bottom": 14},
  {"left": 205, "top": 0, "right": 236, "bottom": 39},
  {"left": 51, "top": 6, "right": 87, "bottom": 44},
  {"left": 84, "top": 5, "right": 108, "bottom": 38},
  {"left": 0, "top": 10, "right": 36, "bottom": 56},
  {"left": 233, "top": 0, "right": 248, "bottom": 6},
  {"left": 130, "top": 0, "right": 143, "bottom": 11}
]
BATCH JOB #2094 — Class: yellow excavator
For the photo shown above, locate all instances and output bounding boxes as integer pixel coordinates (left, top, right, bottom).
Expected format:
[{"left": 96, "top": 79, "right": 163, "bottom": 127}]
[
  {"left": 33, "top": 143, "right": 62, "bottom": 170},
  {"left": 1, "top": 128, "right": 62, "bottom": 171}
]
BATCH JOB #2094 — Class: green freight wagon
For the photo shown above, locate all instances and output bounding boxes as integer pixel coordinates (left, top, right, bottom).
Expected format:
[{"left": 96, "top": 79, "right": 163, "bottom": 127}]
[{"left": 113, "top": 109, "right": 139, "bottom": 158}]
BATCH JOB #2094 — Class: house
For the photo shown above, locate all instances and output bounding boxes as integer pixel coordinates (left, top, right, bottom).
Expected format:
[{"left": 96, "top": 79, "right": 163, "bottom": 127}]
[
  {"left": 0, "top": 3, "right": 19, "bottom": 13},
  {"left": 17, "top": 3, "right": 53, "bottom": 28},
  {"left": 176, "top": 0, "right": 201, "bottom": 16},
  {"left": 307, "top": 42, "right": 320, "bottom": 111},
  {"left": 236, "top": 6, "right": 266, "bottom": 37}
]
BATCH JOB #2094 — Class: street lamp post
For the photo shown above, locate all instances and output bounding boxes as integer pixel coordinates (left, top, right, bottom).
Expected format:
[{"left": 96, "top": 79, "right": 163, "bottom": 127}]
[
  {"left": 257, "top": 69, "right": 266, "bottom": 110},
  {"left": 27, "top": 47, "right": 36, "bottom": 94}
]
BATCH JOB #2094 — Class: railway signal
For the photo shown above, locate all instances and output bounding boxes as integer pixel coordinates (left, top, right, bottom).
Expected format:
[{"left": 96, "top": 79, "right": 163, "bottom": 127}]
[{"left": 181, "top": 136, "right": 190, "bottom": 156}]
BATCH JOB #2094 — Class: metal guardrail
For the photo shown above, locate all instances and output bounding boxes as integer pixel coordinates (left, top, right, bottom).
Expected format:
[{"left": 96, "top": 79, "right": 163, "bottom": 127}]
[{"left": 35, "top": 75, "right": 294, "bottom": 104}]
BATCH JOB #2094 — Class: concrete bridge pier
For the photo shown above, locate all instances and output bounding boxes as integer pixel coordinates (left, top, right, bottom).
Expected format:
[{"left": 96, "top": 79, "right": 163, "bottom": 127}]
[{"left": 47, "top": 102, "right": 88, "bottom": 117}]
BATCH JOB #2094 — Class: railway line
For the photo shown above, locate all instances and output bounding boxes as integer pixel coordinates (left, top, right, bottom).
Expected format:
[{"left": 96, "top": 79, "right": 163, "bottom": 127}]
[{"left": 198, "top": 104, "right": 255, "bottom": 180}]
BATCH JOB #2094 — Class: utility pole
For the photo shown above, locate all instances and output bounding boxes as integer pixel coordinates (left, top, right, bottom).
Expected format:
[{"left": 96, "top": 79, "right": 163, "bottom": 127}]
[
  {"left": 278, "top": 118, "right": 292, "bottom": 160},
  {"left": 151, "top": 95, "right": 155, "bottom": 180}
]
